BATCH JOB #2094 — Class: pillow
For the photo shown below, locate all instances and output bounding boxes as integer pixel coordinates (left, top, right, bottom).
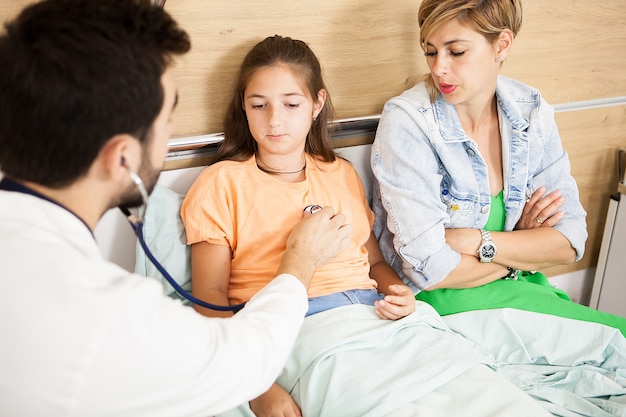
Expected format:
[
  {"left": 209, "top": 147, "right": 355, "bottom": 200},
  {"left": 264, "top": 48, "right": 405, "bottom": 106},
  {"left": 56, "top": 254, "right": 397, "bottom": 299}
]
[{"left": 134, "top": 184, "right": 191, "bottom": 302}]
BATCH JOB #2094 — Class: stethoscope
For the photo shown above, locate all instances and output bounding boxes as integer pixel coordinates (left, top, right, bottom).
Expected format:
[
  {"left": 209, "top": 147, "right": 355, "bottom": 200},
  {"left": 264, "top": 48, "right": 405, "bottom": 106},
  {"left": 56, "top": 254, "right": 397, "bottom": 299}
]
[{"left": 119, "top": 164, "right": 245, "bottom": 312}]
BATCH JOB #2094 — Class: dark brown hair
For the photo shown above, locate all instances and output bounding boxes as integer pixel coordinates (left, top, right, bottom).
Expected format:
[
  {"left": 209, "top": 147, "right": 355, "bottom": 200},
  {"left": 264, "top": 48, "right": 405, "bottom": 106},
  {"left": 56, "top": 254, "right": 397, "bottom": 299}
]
[
  {"left": 215, "top": 35, "right": 336, "bottom": 164},
  {"left": 0, "top": 0, "right": 190, "bottom": 187}
]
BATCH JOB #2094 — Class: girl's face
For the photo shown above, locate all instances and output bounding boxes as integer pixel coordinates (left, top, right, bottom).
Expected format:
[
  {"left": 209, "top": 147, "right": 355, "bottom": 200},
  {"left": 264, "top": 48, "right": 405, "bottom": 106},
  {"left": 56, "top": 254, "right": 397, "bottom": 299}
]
[
  {"left": 243, "top": 64, "right": 324, "bottom": 162},
  {"left": 424, "top": 18, "right": 503, "bottom": 107}
]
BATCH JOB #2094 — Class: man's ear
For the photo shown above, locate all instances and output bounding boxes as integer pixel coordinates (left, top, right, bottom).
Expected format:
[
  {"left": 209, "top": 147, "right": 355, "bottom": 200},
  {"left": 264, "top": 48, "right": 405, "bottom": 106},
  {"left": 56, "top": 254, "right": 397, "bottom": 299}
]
[{"left": 98, "top": 134, "right": 141, "bottom": 181}]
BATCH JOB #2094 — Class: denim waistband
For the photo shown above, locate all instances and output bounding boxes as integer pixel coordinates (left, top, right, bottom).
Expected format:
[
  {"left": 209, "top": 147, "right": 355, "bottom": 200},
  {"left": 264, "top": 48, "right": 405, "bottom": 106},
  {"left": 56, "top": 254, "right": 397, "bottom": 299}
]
[{"left": 306, "top": 289, "right": 383, "bottom": 316}]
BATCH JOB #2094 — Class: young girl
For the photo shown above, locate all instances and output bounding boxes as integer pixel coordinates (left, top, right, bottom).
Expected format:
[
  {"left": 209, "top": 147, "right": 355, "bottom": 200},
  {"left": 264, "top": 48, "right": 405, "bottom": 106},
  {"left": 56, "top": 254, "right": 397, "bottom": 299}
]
[{"left": 180, "top": 35, "right": 415, "bottom": 416}]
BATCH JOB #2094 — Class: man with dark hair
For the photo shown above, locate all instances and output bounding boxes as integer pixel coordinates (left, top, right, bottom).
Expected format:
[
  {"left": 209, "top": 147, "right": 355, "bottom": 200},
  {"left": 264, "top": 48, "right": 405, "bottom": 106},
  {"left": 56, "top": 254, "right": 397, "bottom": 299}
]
[{"left": 0, "top": 0, "right": 351, "bottom": 415}]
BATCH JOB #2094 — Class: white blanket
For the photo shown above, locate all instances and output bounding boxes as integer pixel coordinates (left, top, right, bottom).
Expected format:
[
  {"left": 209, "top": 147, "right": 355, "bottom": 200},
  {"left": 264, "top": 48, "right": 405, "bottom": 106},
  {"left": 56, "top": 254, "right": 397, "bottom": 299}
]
[
  {"left": 444, "top": 308, "right": 626, "bottom": 417},
  {"left": 219, "top": 304, "right": 626, "bottom": 417},
  {"left": 280, "top": 303, "right": 488, "bottom": 417},
  {"left": 219, "top": 302, "right": 546, "bottom": 417}
]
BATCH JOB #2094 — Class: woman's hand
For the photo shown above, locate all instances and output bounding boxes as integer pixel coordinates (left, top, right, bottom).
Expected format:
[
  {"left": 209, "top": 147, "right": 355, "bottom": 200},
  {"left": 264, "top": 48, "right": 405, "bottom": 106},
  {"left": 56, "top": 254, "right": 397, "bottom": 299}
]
[
  {"left": 516, "top": 187, "right": 564, "bottom": 230},
  {"left": 249, "top": 383, "right": 301, "bottom": 417},
  {"left": 374, "top": 284, "right": 416, "bottom": 320}
]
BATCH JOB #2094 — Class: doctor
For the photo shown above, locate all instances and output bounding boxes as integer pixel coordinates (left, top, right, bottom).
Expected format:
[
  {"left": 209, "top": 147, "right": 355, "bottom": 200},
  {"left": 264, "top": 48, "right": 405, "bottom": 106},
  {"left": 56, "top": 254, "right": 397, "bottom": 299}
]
[{"left": 0, "top": 0, "right": 352, "bottom": 416}]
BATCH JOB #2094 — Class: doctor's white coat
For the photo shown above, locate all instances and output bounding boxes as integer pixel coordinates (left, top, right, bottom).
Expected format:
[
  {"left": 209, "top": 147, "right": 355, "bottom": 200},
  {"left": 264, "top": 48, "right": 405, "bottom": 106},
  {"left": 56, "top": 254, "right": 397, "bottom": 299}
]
[{"left": 0, "top": 188, "right": 308, "bottom": 417}]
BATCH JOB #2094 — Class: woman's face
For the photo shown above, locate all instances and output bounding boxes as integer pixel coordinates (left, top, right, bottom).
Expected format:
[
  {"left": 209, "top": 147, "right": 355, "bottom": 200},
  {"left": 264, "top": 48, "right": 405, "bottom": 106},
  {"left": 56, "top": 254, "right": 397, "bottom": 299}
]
[
  {"left": 243, "top": 64, "right": 324, "bottom": 162},
  {"left": 424, "top": 18, "right": 502, "bottom": 107}
]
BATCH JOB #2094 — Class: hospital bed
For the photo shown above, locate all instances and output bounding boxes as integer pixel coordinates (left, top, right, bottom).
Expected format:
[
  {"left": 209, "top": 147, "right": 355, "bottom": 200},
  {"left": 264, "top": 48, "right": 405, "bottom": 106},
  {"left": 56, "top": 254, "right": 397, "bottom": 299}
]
[{"left": 99, "top": 140, "right": 626, "bottom": 417}]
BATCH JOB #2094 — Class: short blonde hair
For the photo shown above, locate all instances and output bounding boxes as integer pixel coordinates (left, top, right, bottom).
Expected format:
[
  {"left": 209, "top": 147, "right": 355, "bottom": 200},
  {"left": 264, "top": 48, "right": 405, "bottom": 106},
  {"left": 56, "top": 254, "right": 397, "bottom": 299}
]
[{"left": 418, "top": 0, "right": 523, "bottom": 102}]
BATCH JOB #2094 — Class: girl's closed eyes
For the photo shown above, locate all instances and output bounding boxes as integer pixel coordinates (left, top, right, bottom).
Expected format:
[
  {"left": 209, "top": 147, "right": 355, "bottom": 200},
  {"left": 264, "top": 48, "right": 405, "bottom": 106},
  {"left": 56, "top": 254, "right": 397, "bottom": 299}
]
[{"left": 425, "top": 49, "right": 466, "bottom": 57}]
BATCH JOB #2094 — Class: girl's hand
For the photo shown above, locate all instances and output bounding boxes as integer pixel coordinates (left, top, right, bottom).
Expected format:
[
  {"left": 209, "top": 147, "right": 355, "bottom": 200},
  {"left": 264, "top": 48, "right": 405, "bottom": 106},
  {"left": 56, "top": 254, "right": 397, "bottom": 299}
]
[
  {"left": 516, "top": 187, "right": 565, "bottom": 230},
  {"left": 250, "top": 383, "right": 301, "bottom": 417},
  {"left": 374, "top": 284, "right": 416, "bottom": 320}
]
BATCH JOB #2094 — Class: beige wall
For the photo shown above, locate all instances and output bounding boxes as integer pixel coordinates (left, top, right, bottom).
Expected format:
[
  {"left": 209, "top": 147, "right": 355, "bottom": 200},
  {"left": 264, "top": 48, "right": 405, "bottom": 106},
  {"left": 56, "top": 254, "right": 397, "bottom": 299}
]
[{"left": 2, "top": 0, "right": 626, "bottom": 276}]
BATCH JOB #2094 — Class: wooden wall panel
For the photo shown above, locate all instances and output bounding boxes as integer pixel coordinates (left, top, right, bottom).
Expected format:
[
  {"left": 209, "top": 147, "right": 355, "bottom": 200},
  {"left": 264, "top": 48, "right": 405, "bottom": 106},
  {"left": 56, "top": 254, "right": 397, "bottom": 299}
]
[
  {"left": 0, "top": 1, "right": 25, "bottom": 19},
  {"left": 163, "top": 0, "right": 423, "bottom": 135},
  {"left": 161, "top": 0, "right": 626, "bottom": 136},
  {"left": 2, "top": 1, "right": 625, "bottom": 136},
  {"left": 543, "top": 106, "right": 626, "bottom": 277},
  {"left": 501, "top": 0, "right": 626, "bottom": 105}
]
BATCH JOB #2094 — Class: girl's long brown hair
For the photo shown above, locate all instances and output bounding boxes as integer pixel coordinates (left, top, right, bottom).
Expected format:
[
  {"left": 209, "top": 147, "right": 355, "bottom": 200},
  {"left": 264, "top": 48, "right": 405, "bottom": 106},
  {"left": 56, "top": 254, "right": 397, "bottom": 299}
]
[{"left": 214, "top": 35, "right": 336, "bottom": 164}]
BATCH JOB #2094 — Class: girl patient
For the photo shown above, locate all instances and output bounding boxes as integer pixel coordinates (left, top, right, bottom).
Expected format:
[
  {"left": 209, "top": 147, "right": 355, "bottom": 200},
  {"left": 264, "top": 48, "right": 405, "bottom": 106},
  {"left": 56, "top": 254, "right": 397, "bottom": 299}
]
[{"left": 181, "top": 35, "right": 415, "bottom": 417}]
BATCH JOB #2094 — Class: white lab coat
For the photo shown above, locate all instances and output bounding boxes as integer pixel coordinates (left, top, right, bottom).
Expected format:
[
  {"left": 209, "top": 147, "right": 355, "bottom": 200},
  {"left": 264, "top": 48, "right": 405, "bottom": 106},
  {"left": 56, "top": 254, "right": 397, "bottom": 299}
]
[{"left": 0, "top": 189, "right": 308, "bottom": 417}]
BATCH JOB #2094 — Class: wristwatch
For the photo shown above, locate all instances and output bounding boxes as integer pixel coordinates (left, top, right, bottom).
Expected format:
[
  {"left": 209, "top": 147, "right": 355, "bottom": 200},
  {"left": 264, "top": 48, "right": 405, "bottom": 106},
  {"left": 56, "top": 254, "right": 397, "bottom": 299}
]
[{"left": 478, "top": 229, "right": 497, "bottom": 263}]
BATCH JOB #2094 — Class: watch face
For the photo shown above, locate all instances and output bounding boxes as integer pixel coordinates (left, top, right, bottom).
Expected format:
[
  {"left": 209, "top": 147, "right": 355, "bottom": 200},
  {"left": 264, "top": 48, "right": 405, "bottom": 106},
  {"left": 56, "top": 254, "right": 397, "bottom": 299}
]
[{"left": 480, "top": 243, "right": 496, "bottom": 260}]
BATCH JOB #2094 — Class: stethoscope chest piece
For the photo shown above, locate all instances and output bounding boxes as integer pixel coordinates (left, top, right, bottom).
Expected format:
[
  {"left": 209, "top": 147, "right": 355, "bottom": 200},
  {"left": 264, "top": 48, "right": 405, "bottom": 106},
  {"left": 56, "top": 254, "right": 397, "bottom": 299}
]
[{"left": 303, "top": 204, "right": 322, "bottom": 215}]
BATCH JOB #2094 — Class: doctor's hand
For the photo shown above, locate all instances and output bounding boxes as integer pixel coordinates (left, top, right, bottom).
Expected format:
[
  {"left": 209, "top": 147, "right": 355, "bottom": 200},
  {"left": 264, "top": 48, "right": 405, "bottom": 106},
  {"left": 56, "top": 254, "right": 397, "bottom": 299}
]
[
  {"left": 516, "top": 187, "right": 564, "bottom": 230},
  {"left": 250, "top": 383, "right": 302, "bottom": 417},
  {"left": 277, "top": 206, "right": 352, "bottom": 289}
]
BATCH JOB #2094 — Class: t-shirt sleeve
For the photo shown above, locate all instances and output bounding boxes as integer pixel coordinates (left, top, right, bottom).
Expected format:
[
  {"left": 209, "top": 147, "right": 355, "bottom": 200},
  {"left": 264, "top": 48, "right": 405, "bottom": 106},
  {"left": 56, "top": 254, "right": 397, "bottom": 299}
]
[{"left": 180, "top": 167, "right": 234, "bottom": 247}]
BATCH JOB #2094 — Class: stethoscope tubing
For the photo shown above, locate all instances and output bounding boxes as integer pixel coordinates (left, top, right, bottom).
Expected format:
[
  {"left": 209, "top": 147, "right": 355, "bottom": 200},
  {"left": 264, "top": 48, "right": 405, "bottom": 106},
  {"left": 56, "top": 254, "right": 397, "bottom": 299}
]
[
  {"left": 127, "top": 214, "right": 245, "bottom": 312},
  {"left": 118, "top": 163, "right": 245, "bottom": 313}
]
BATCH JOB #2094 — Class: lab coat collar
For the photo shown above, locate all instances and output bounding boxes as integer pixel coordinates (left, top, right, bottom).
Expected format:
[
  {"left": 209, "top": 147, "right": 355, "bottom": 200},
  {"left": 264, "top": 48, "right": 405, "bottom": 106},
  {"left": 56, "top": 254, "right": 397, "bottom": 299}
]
[{"left": 0, "top": 177, "right": 95, "bottom": 239}]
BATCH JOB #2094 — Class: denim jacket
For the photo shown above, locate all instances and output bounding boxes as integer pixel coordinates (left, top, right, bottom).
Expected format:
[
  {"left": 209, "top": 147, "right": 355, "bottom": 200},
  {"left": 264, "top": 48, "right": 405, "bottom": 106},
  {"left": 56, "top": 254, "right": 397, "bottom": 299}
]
[{"left": 371, "top": 75, "right": 587, "bottom": 292}]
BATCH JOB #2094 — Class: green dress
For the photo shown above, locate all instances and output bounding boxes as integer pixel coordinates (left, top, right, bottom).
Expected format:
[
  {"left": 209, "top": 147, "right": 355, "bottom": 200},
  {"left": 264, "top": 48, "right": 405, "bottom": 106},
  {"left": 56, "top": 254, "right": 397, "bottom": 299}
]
[{"left": 415, "top": 190, "right": 626, "bottom": 337}]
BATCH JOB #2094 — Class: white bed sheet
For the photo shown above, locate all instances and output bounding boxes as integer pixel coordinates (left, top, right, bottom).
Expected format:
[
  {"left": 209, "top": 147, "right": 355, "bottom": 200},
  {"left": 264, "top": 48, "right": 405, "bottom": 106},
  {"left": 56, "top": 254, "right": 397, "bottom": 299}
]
[
  {"left": 385, "top": 364, "right": 552, "bottom": 417},
  {"left": 218, "top": 303, "right": 549, "bottom": 417},
  {"left": 444, "top": 308, "right": 626, "bottom": 417}
]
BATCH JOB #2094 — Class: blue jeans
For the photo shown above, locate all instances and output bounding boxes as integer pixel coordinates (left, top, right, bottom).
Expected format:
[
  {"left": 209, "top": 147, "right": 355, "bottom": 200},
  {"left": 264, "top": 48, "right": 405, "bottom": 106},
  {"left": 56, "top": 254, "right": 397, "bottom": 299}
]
[{"left": 306, "top": 289, "right": 384, "bottom": 316}]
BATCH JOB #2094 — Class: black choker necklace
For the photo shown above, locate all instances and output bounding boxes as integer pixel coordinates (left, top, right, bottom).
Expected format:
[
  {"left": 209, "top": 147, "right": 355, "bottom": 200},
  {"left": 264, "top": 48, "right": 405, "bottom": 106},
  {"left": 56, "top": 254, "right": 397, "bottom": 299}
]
[{"left": 256, "top": 162, "right": 306, "bottom": 175}]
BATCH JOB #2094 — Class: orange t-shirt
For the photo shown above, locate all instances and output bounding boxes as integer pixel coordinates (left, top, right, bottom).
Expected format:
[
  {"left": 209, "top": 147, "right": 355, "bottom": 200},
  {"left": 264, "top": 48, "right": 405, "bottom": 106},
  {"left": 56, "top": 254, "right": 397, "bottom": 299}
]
[{"left": 181, "top": 154, "right": 376, "bottom": 304}]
